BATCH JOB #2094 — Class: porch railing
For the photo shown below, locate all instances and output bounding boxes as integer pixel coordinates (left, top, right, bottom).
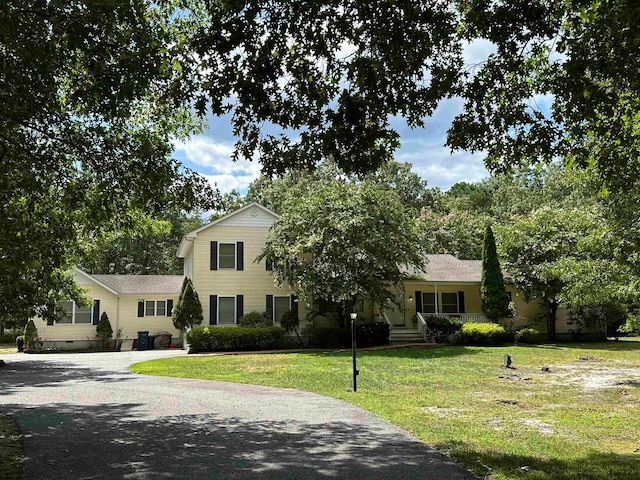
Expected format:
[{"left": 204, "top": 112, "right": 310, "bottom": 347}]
[
  {"left": 416, "top": 312, "right": 427, "bottom": 341},
  {"left": 424, "top": 312, "right": 490, "bottom": 323},
  {"left": 379, "top": 312, "right": 393, "bottom": 330}
]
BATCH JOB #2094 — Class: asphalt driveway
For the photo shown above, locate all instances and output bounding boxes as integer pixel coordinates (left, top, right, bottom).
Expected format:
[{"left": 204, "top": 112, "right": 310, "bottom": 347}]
[{"left": 0, "top": 350, "right": 476, "bottom": 479}]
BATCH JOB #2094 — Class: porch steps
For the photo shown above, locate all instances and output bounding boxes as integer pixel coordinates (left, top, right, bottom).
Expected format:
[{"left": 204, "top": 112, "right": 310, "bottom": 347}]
[{"left": 389, "top": 328, "right": 426, "bottom": 343}]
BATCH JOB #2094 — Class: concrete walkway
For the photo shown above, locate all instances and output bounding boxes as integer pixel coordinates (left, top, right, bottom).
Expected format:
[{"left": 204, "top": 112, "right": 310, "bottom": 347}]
[{"left": 0, "top": 350, "right": 476, "bottom": 479}]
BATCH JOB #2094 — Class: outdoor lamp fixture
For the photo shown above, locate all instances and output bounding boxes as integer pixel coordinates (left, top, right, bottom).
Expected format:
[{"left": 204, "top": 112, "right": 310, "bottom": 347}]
[
  {"left": 409, "top": 295, "right": 413, "bottom": 302},
  {"left": 350, "top": 313, "right": 359, "bottom": 392}
]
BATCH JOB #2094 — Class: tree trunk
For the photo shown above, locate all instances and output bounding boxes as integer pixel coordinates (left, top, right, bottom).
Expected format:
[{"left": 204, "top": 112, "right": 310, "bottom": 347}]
[{"left": 547, "top": 299, "right": 558, "bottom": 341}]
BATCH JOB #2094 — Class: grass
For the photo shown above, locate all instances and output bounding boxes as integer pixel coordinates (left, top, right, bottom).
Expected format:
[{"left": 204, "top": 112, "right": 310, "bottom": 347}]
[
  {"left": 0, "top": 414, "right": 23, "bottom": 480},
  {"left": 0, "top": 343, "right": 17, "bottom": 355},
  {"left": 131, "top": 342, "right": 640, "bottom": 480}
]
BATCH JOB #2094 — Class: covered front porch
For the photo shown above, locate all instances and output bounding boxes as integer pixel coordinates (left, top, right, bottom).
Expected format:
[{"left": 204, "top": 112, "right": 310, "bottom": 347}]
[{"left": 380, "top": 279, "right": 489, "bottom": 343}]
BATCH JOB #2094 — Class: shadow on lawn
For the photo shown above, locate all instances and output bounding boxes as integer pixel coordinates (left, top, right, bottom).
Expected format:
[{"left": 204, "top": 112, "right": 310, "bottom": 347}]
[
  {"left": 3, "top": 402, "right": 475, "bottom": 480},
  {"left": 304, "top": 346, "right": 480, "bottom": 360},
  {"left": 0, "top": 360, "right": 134, "bottom": 396},
  {"left": 447, "top": 440, "right": 640, "bottom": 480},
  {"left": 553, "top": 340, "right": 640, "bottom": 352}
]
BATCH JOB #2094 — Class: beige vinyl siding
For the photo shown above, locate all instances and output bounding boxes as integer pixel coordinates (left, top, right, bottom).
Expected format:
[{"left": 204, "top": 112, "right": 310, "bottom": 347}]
[
  {"left": 192, "top": 223, "right": 294, "bottom": 324},
  {"left": 117, "top": 295, "right": 180, "bottom": 341},
  {"left": 37, "top": 282, "right": 119, "bottom": 341}
]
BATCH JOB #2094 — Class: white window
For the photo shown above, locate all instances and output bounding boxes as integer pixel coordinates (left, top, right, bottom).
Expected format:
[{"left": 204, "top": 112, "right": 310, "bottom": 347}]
[
  {"left": 218, "top": 296, "right": 236, "bottom": 325},
  {"left": 57, "top": 301, "right": 92, "bottom": 325},
  {"left": 145, "top": 300, "right": 167, "bottom": 317},
  {"left": 219, "top": 243, "right": 236, "bottom": 269},
  {"left": 441, "top": 293, "right": 459, "bottom": 314},
  {"left": 422, "top": 293, "right": 436, "bottom": 314},
  {"left": 273, "top": 296, "right": 290, "bottom": 324}
]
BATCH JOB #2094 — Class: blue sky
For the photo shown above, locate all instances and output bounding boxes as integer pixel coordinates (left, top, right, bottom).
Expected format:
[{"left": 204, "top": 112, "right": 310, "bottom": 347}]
[{"left": 172, "top": 41, "right": 498, "bottom": 195}]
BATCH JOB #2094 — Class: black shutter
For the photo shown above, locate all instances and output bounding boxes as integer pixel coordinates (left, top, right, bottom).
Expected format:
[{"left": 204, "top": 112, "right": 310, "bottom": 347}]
[
  {"left": 415, "top": 291, "right": 422, "bottom": 314},
  {"left": 138, "top": 300, "right": 144, "bottom": 317},
  {"left": 266, "top": 295, "right": 274, "bottom": 321},
  {"left": 265, "top": 259, "right": 273, "bottom": 271},
  {"left": 210, "top": 295, "right": 218, "bottom": 325},
  {"left": 236, "top": 242, "right": 244, "bottom": 270},
  {"left": 236, "top": 295, "right": 244, "bottom": 323},
  {"left": 92, "top": 300, "right": 100, "bottom": 325},
  {"left": 458, "top": 291, "right": 465, "bottom": 314},
  {"left": 210, "top": 241, "right": 218, "bottom": 270},
  {"left": 167, "top": 299, "right": 174, "bottom": 316},
  {"left": 290, "top": 294, "right": 298, "bottom": 311}
]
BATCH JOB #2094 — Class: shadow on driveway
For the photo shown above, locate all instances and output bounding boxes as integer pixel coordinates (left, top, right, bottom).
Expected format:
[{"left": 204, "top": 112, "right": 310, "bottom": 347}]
[
  {"left": 3, "top": 402, "right": 475, "bottom": 480},
  {"left": 0, "top": 360, "right": 135, "bottom": 396}
]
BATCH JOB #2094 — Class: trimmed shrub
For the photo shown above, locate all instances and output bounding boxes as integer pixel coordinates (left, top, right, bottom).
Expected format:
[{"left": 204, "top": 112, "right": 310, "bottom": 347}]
[
  {"left": 23, "top": 319, "right": 40, "bottom": 352},
  {"left": 515, "top": 327, "right": 539, "bottom": 344},
  {"left": 16, "top": 335, "right": 25, "bottom": 352},
  {"left": 424, "top": 315, "right": 463, "bottom": 343},
  {"left": 186, "top": 326, "right": 285, "bottom": 353},
  {"left": 307, "top": 326, "right": 351, "bottom": 348},
  {"left": 452, "top": 322, "right": 507, "bottom": 346},
  {"left": 239, "top": 311, "right": 272, "bottom": 328},
  {"left": 356, "top": 322, "right": 390, "bottom": 347},
  {"left": 95, "top": 312, "right": 113, "bottom": 349}
]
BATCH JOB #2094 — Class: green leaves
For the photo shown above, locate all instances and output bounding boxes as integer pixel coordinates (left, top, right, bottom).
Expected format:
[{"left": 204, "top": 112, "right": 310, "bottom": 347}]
[
  {"left": 259, "top": 177, "right": 426, "bottom": 327},
  {"left": 0, "top": 1, "right": 217, "bottom": 321}
]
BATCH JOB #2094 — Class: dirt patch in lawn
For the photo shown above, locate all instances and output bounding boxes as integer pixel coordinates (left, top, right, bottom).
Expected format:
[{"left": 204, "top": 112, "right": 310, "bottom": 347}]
[
  {"left": 420, "top": 406, "right": 464, "bottom": 417},
  {"left": 551, "top": 365, "right": 640, "bottom": 391}
]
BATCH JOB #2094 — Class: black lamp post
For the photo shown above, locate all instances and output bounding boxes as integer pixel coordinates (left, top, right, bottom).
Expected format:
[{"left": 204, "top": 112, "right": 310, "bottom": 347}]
[{"left": 350, "top": 312, "right": 359, "bottom": 392}]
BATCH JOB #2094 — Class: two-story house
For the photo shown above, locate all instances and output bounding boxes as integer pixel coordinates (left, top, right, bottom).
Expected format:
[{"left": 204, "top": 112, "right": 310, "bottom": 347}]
[{"left": 34, "top": 202, "right": 570, "bottom": 349}]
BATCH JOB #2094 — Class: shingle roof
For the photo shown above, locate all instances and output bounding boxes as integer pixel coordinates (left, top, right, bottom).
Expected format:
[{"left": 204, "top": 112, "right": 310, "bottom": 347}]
[
  {"left": 406, "top": 254, "right": 482, "bottom": 283},
  {"left": 91, "top": 275, "right": 183, "bottom": 295}
]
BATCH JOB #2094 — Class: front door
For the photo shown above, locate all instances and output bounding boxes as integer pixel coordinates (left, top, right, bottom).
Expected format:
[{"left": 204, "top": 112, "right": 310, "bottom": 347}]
[{"left": 386, "top": 295, "right": 406, "bottom": 327}]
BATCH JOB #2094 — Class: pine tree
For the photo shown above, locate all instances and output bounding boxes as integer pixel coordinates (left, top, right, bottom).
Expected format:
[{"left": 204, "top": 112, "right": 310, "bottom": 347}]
[
  {"left": 172, "top": 278, "right": 203, "bottom": 330},
  {"left": 481, "top": 225, "right": 511, "bottom": 322}
]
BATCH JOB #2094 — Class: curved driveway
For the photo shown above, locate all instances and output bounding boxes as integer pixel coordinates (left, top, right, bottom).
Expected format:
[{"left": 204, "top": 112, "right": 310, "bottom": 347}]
[{"left": 0, "top": 350, "right": 476, "bottom": 479}]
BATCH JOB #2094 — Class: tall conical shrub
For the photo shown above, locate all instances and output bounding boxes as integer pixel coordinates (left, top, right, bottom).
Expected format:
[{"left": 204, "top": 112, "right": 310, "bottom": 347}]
[
  {"left": 96, "top": 312, "right": 113, "bottom": 349},
  {"left": 481, "top": 225, "right": 511, "bottom": 321},
  {"left": 172, "top": 278, "right": 203, "bottom": 330}
]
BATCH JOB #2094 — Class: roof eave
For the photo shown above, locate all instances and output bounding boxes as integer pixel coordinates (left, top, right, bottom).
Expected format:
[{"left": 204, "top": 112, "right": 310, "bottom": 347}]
[{"left": 73, "top": 268, "right": 120, "bottom": 295}]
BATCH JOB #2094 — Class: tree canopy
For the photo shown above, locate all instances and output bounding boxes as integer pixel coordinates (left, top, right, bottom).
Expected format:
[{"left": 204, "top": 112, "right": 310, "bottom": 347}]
[
  {"left": 258, "top": 179, "right": 427, "bottom": 328},
  {"left": 1, "top": 1, "right": 217, "bottom": 322}
]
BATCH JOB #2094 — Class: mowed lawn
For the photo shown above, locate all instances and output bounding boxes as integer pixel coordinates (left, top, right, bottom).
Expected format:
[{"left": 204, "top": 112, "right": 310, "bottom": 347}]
[{"left": 132, "top": 342, "right": 640, "bottom": 480}]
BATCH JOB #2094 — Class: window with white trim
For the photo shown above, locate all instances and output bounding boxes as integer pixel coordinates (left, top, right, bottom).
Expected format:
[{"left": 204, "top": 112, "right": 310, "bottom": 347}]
[
  {"left": 273, "top": 296, "right": 290, "bottom": 324},
  {"left": 421, "top": 293, "right": 436, "bottom": 314},
  {"left": 57, "top": 301, "right": 92, "bottom": 324},
  {"left": 441, "top": 293, "right": 459, "bottom": 314},
  {"left": 145, "top": 300, "right": 167, "bottom": 317},
  {"left": 218, "top": 296, "right": 236, "bottom": 325},
  {"left": 218, "top": 243, "right": 236, "bottom": 269}
]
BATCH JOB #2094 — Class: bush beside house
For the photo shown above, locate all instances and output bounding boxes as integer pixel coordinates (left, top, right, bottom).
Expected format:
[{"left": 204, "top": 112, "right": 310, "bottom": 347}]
[
  {"left": 23, "top": 319, "right": 40, "bottom": 352},
  {"left": 95, "top": 312, "right": 113, "bottom": 349},
  {"left": 238, "top": 311, "right": 272, "bottom": 328},
  {"left": 186, "top": 326, "right": 286, "bottom": 352},
  {"left": 452, "top": 322, "right": 508, "bottom": 346}
]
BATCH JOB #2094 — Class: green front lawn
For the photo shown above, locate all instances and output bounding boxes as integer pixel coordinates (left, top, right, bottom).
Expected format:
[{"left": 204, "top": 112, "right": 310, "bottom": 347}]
[
  {"left": 132, "top": 342, "right": 640, "bottom": 480},
  {"left": 0, "top": 343, "right": 17, "bottom": 355},
  {"left": 0, "top": 414, "right": 23, "bottom": 480}
]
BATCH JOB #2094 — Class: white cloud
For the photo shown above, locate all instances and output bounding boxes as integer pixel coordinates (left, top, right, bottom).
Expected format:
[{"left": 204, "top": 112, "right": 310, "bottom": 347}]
[
  {"left": 397, "top": 140, "right": 488, "bottom": 190},
  {"left": 173, "top": 136, "right": 261, "bottom": 194},
  {"left": 202, "top": 173, "right": 256, "bottom": 195}
]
